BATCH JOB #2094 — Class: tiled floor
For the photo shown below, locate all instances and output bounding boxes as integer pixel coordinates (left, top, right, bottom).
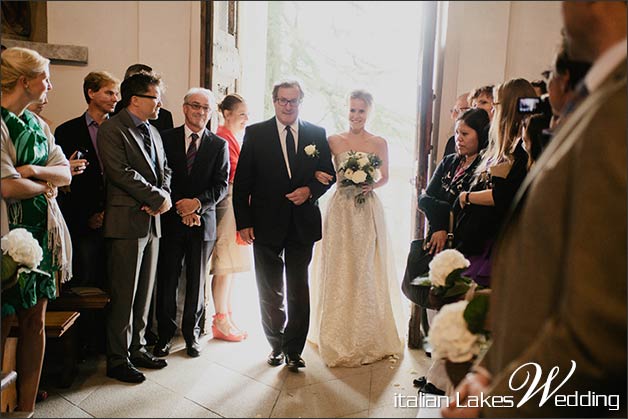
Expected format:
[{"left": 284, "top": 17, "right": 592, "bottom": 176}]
[{"left": 34, "top": 272, "right": 430, "bottom": 418}]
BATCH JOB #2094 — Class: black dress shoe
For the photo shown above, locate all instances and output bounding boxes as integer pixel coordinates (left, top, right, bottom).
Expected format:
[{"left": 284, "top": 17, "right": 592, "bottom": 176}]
[
  {"left": 267, "top": 351, "right": 284, "bottom": 366},
  {"left": 285, "top": 353, "right": 305, "bottom": 372},
  {"left": 153, "top": 340, "right": 171, "bottom": 357},
  {"left": 186, "top": 340, "right": 201, "bottom": 358},
  {"left": 413, "top": 376, "right": 427, "bottom": 389},
  {"left": 107, "top": 362, "right": 146, "bottom": 383},
  {"left": 419, "top": 382, "right": 446, "bottom": 396},
  {"left": 131, "top": 352, "right": 168, "bottom": 369}
]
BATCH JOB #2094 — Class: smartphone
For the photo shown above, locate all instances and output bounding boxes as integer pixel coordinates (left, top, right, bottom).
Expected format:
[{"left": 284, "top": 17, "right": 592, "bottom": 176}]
[
  {"left": 75, "top": 148, "right": 88, "bottom": 160},
  {"left": 517, "top": 97, "right": 541, "bottom": 114}
]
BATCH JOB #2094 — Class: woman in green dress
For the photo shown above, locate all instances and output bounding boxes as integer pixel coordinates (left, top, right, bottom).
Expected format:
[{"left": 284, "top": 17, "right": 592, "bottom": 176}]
[{"left": 1, "top": 47, "right": 72, "bottom": 413}]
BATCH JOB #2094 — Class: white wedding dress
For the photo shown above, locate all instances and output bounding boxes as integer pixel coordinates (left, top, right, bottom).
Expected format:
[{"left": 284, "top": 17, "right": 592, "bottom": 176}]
[{"left": 309, "top": 150, "right": 405, "bottom": 367}]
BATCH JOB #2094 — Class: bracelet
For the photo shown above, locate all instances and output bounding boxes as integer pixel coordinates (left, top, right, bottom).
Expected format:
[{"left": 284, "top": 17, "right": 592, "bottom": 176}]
[{"left": 465, "top": 192, "right": 471, "bottom": 205}]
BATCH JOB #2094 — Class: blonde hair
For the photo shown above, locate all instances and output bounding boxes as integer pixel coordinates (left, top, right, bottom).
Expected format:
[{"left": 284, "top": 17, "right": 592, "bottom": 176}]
[
  {"left": 349, "top": 89, "right": 374, "bottom": 109},
  {"left": 1, "top": 47, "right": 50, "bottom": 93},
  {"left": 476, "top": 78, "right": 536, "bottom": 174}
]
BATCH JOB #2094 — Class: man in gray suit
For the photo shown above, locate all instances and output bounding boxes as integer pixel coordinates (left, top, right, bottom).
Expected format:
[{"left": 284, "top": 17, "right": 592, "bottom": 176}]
[
  {"left": 443, "top": 2, "right": 626, "bottom": 417},
  {"left": 98, "top": 72, "right": 172, "bottom": 383}
]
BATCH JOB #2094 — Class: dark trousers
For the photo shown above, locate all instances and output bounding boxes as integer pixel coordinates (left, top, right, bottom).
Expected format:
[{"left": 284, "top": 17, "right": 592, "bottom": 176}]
[
  {"left": 70, "top": 229, "right": 106, "bottom": 288},
  {"left": 105, "top": 231, "right": 159, "bottom": 368},
  {"left": 253, "top": 239, "right": 313, "bottom": 355},
  {"left": 156, "top": 232, "right": 214, "bottom": 344}
]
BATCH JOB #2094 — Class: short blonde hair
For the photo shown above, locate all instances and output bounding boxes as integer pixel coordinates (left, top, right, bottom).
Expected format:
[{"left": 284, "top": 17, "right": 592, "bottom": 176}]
[
  {"left": 349, "top": 89, "right": 374, "bottom": 109},
  {"left": 1, "top": 47, "right": 50, "bottom": 93}
]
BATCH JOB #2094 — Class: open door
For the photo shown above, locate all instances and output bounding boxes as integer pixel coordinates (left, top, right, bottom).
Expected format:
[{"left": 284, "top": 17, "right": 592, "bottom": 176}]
[{"left": 200, "top": 0, "right": 241, "bottom": 334}]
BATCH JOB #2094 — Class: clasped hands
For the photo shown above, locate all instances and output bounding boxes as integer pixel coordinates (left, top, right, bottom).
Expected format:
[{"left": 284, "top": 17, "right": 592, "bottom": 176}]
[
  {"left": 441, "top": 366, "right": 492, "bottom": 418},
  {"left": 140, "top": 197, "right": 201, "bottom": 227}
]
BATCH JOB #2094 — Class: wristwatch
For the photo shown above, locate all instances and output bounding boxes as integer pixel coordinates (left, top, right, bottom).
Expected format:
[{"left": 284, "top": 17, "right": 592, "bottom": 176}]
[{"left": 465, "top": 192, "right": 471, "bottom": 205}]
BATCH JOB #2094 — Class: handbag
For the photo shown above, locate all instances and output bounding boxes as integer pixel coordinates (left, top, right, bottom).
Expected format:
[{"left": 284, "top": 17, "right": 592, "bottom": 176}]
[{"left": 401, "top": 211, "right": 454, "bottom": 308}]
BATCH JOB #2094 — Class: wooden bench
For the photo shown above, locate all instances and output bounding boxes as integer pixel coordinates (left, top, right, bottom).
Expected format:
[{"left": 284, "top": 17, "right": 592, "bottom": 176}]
[{"left": 8, "top": 311, "right": 80, "bottom": 339}]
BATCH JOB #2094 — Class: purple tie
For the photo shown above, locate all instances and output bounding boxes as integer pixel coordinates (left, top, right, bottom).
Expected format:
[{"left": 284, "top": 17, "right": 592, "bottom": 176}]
[{"left": 187, "top": 133, "right": 198, "bottom": 174}]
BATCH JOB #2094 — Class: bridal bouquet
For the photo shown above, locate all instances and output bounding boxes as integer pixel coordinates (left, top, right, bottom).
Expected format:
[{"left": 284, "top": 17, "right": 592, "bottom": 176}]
[
  {"left": 412, "top": 249, "right": 474, "bottom": 303},
  {"left": 1, "top": 228, "right": 49, "bottom": 291},
  {"left": 338, "top": 151, "right": 382, "bottom": 205}
]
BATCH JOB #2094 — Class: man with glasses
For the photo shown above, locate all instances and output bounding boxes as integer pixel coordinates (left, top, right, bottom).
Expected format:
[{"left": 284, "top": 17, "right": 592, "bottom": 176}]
[
  {"left": 153, "top": 88, "right": 229, "bottom": 359},
  {"left": 233, "top": 80, "right": 335, "bottom": 372},
  {"left": 98, "top": 72, "right": 172, "bottom": 383},
  {"left": 443, "top": 92, "right": 470, "bottom": 157}
]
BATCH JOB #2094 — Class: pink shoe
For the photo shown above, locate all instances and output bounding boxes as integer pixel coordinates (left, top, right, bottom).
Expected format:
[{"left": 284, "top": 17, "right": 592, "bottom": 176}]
[{"left": 212, "top": 313, "right": 246, "bottom": 342}]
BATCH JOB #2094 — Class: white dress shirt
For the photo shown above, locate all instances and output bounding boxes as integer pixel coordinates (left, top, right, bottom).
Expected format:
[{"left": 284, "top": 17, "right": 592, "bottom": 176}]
[{"left": 275, "top": 119, "right": 299, "bottom": 178}]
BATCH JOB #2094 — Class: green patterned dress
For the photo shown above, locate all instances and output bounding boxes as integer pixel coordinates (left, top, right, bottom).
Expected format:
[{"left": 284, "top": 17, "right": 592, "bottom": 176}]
[{"left": 1, "top": 108, "right": 57, "bottom": 317}]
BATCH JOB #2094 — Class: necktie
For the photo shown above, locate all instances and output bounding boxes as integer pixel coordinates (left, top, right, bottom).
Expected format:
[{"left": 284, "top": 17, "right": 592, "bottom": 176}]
[
  {"left": 138, "top": 123, "right": 153, "bottom": 156},
  {"left": 187, "top": 133, "right": 199, "bottom": 174},
  {"left": 286, "top": 125, "right": 296, "bottom": 172}
]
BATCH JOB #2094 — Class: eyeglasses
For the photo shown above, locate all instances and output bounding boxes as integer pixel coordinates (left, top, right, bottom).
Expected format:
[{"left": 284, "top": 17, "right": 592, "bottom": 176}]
[
  {"left": 185, "top": 102, "right": 211, "bottom": 113},
  {"left": 135, "top": 94, "right": 161, "bottom": 101},
  {"left": 450, "top": 106, "right": 470, "bottom": 114},
  {"left": 275, "top": 97, "right": 301, "bottom": 107}
]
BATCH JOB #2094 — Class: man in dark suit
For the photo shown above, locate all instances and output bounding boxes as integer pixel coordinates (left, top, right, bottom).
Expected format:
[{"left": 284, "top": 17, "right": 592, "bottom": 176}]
[
  {"left": 153, "top": 88, "right": 229, "bottom": 358},
  {"left": 55, "top": 71, "right": 120, "bottom": 289},
  {"left": 442, "top": 2, "right": 626, "bottom": 417},
  {"left": 233, "top": 80, "right": 335, "bottom": 372},
  {"left": 98, "top": 72, "right": 172, "bottom": 383}
]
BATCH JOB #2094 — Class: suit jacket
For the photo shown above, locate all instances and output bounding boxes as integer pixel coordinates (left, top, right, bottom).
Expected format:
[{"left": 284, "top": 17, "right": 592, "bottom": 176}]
[
  {"left": 55, "top": 114, "right": 106, "bottom": 235},
  {"left": 160, "top": 125, "right": 229, "bottom": 241},
  {"left": 233, "top": 117, "right": 335, "bottom": 246},
  {"left": 482, "top": 63, "right": 627, "bottom": 417},
  {"left": 97, "top": 108, "right": 172, "bottom": 239}
]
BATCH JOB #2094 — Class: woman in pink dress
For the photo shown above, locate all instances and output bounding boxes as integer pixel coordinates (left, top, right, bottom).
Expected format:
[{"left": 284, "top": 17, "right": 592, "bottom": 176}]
[{"left": 210, "top": 94, "right": 252, "bottom": 341}]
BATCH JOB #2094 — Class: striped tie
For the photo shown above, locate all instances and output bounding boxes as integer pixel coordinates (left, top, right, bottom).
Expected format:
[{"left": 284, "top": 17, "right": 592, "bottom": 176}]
[
  {"left": 187, "top": 133, "right": 199, "bottom": 174},
  {"left": 137, "top": 123, "right": 152, "bottom": 155}
]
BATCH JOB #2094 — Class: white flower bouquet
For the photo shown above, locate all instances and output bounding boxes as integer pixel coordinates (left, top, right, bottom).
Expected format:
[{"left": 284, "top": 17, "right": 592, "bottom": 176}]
[
  {"left": 413, "top": 249, "right": 474, "bottom": 302},
  {"left": 338, "top": 151, "right": 382, "bottom": 205},
  {"left": 427, "top": 293, "right": 491, "bottom": 385},
  {"left": 1, "top": 228, "right": 50, "bottom": 291}
]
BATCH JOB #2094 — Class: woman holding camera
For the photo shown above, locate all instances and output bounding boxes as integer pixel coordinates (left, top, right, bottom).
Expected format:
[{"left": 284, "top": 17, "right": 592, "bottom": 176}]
[
  {"left": 455, "top": 78, "right": 536, "bottom": 286},
  {"left": 1, "top": 47, "right": 72, "bottom": 413}
]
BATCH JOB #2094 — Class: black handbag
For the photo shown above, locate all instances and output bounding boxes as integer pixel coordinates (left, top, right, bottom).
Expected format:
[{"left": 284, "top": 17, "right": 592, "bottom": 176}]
[{"left": 401, "top": 212, "right": 454, "bottom": 308}]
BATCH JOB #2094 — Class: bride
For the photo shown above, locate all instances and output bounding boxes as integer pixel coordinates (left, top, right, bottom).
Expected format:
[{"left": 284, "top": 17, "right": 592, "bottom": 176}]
[{"left": 308, "top": 90, "right": 405, "bottom": 367}]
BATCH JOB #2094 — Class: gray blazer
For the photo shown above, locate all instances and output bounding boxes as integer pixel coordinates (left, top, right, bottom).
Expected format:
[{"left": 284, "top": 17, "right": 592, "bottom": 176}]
[
  {"left": 483, "top": 63, "right": 626, "bottom": 417},
  {"left": 97, "top": 108, "right": 172, "bottom": 239}
]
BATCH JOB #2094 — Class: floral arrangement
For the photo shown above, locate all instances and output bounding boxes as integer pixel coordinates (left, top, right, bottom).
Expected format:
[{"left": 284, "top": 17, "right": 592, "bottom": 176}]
[
  {"left": 1, "top": 228, "right": 49, "bottom": 291},
  {"left": 338, "top": 151, "right": 382, "bottom": 205},
  {"left": 428, "top": 294, "right": 490, "bottom": 363},
  {"left": 413, "top": 249, "right": 474, "bottom": 299}
]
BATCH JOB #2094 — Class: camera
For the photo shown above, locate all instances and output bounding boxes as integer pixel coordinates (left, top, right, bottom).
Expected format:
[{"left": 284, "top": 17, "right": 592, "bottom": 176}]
[{"left": 517, "top": 95, "right": 552, "bottom": 119}]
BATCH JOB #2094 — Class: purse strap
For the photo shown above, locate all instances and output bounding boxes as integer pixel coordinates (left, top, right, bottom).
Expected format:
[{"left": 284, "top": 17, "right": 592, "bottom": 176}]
[{"left": 446, "top": 210, "right": 454, "bottom": 249}]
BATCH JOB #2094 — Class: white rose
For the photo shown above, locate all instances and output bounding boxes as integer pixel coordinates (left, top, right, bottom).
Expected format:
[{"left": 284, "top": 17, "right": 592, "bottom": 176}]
[
  {"left": 304, "top": 144, "right": 317, "bottom": 156},
  {"left": 344, "top": 168, "right": 354, "bottom": 180},
  {"left": 351, "top": 170, "right": 367, "bottom": 184},
  {"left": 428, "top": 249, "right": 470, "bottom": 287},
  {"left": 357, "top": 157, "right": 370, "bottom": 167},
  {"left": 1, "top": 228, "right": 43, "bottom": 269},
  {"left": 428, "top": 300, "right": 481, "bottom": 362},
  {"left": 354, "top": 151, "right": 366, "bottom": 159}
]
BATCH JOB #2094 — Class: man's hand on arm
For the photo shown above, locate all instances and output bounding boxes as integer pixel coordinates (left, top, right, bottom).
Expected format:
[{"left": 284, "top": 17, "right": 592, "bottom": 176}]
[
  {"left": 181, "top": 213, "right": 201, "bottom": 227},
  {"left": 285, "top": 186, "right": 311, "bottom": 206}
]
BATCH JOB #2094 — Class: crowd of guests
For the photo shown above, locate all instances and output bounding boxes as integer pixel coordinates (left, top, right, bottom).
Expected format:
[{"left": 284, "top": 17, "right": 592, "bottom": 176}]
[
  {"left": 402, "top": 2, "right": 626, "bottom": 417},
  {"left": 1, "top": 2, "right": 625, "bottom": 416}
]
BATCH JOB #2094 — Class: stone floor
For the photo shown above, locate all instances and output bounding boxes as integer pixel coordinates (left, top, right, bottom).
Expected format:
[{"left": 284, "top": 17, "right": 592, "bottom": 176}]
[{"left": 33, "top": 272, "right": 431, "bottom": 418}]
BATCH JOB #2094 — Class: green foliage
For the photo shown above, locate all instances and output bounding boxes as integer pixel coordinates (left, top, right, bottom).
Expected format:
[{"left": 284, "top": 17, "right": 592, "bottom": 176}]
[
  {"left": 1, "top": 253, "right": 17, "bottom": 282},
  {"left": 464, "top": 294, "right": 490, "bottom": 334}
]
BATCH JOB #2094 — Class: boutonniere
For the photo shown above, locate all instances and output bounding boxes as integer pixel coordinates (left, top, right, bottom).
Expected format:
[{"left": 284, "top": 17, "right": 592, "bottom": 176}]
[{"left": 304, "top": 144, "right": 319, "bottom": 158}]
